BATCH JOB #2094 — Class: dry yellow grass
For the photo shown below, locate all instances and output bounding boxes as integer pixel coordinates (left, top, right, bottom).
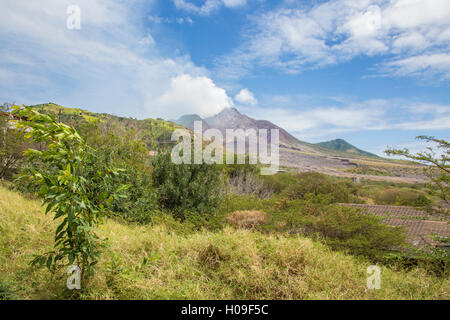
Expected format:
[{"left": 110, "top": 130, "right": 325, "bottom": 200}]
[
  {"left": 226, "top": 210, "right": 267, "bottom": 229},
  {"left": 0, "top": 183, "right": 448, "bottom": 300}
]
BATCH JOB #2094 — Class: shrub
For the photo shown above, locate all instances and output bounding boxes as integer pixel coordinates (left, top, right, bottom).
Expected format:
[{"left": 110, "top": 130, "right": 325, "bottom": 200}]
[
  {"left": 226, "top": 170, "right": 274, "bottom": 198},
  {"left": 82, "top": 152, "right": 157, "bottom": 224},
  {"left": 152, "top": 152, "right": 222, "bottom": 221},
  {"left": 311, "top": 206, "right": 406, "bottom": 258},
  {"left": 285, "top": 172, "right": 357, "bottom": 203},
  {"left": 412, "top": 194, "right": 433, "bottom": 207},
  {"left": 260, "top": 172, "right": 299, "bottom": 194},
  {"left": 373, "top": 188, "right": 432, "bottom": 207},
  {"left": 226, "top": 210, "right": 267, "bottom": 229}
]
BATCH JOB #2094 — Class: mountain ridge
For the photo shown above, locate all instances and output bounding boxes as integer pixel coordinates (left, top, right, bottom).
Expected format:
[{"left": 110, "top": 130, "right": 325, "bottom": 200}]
[
  {"left": 315, "top": 139, "right": 379, "bottom": 158},
  {"left": 175, "top": 108, "right": 378, "bottom": 158}
]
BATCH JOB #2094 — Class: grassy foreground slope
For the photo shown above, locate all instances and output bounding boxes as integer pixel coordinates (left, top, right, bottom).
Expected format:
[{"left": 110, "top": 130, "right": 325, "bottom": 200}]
[{"left": 0, "top": 185, "right": 448, "bottom": 300}]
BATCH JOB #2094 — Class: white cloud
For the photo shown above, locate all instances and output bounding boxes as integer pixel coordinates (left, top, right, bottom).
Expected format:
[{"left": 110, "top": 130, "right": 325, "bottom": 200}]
[
  {"left": 139, "top": 34, "right": 155, "bottom": 46},
  {"left": 222, "top": 0, "right": 247, "bottom": 8},
  {"left": 235, "top": 88, "right": 258, "bottom": 105},
  {"left": 218, "top": 0, "right": 450, "bottom": 80},
  {"left": 242, "top": 99, "right": 450, "bottom": 141},
  {"left": 148, "top": 15, "right": 193, "bottom": 24},
  {"left": 381, "top": 53, "right": 450, "bottom": 80},
  {"left": 0, "top": 0, "right": 232, "bottom": 119},
  {"left": 173, "top": 0, "right": 248, "bottom": 16},
  {"left": 154, "top": 74, "right": 233, "bottom": 118}
]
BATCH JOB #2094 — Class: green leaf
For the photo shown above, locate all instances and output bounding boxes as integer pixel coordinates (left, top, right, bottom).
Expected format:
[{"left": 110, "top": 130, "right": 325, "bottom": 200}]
[
  {"left": 55, "top": 218, "right": 67, "bottom": 236},
  {"left": 46, "top": 256, "right": 52, "bottom": 269}
]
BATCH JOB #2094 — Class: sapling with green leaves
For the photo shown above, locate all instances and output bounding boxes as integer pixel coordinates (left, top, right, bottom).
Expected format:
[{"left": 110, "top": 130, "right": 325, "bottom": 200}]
[
  {"left": 386, "top": 136, "right": 449, "bottom": 207},
  {"left": 12, "top": 105, "right": 128, "bottom": 283}
]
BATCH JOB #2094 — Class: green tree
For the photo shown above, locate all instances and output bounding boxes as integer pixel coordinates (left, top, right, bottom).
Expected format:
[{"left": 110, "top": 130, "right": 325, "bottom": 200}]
[
  {"left": 13, "top": 106, "right": 127, "bottom": 282},
  {"left": 0, "top": 103, "right": 31, "bottom": 179},
  {"left": 386, "top": 136, "right": 449, "bottom": 206}
]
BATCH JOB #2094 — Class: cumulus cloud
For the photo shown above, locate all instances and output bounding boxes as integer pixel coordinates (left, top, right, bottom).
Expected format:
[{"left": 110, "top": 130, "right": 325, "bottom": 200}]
[
  {"left": 0, "top": 0, "right": 232, "bottom": 119},
  {"left": 235, "top": 88, "right": 258, "bottom": 105},
  {"left": 217, "top": 0, "right": 450, "bottom": 80},
  {"left": 154, "top": 74, "right": 233, "bottom": 118}
]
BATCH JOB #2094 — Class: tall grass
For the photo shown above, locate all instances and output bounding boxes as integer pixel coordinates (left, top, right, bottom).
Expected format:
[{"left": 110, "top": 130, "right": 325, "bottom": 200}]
[{"left": 0, "top": 184, "right": 448, "bottom": 300}]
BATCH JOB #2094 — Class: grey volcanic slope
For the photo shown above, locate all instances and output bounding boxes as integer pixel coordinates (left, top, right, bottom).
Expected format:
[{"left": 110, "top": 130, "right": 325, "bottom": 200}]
[
  {"left": 203, "top": 107, "right": 318, "bottom": 151},
  {"left": 204, "top": 107, "right": 255, "bottom": 131}
]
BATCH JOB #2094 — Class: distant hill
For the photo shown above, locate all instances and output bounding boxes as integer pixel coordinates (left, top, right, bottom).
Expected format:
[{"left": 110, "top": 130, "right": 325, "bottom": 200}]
[
  {"left": 174, "top": 114, "right": 209, "bottom": 131},
  {"left": 315, "top": 139, "right": 379, "bottom": 158}
]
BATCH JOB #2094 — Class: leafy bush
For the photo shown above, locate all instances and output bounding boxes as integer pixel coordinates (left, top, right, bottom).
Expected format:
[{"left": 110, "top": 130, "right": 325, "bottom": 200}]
[
  {"left": 152, "top": 152, "right": 222, "bottom": 222},
  {"left": 373, "top": 188, "right": 432, "bottom": 207},
  {"left": 81, "top": 150, "right": 157, "bottom": 224},
  {"left": 379, "top": 238, "right": 450, "bottom": 277},
  {"left": 260, "top": 172, "right": 299, "bottom": 193},
  {"left": 285, "top": 172, "right": 359, "bottom": 204}
]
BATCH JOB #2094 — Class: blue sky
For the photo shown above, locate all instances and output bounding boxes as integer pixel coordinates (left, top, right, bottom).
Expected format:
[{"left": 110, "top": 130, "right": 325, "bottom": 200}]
[{"left": 1, "top": 0, "right": 449, "bottom": 155}]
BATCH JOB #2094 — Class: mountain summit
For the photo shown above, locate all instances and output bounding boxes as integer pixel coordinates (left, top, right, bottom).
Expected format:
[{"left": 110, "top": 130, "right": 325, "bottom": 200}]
[
  {"left": 175, "top": 107, "right": 311, "bottom": 150},
  {"left": 315, "top": 139, "right": 378, "bottom": 158},
  {"left": 204, "top": 108, "right": 259, "bottom": 132}
]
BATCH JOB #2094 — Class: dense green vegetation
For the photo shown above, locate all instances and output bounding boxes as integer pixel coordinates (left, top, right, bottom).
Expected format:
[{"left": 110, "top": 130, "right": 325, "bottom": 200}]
[
  {"left": 0, "top": 103, "right": 448, "bottom": 299},
  {"left": 152, "top": 151, "right": 222, "bottom": 223},
  {"left": 0, "top": 104, "right": 33, "bottom": 180}
]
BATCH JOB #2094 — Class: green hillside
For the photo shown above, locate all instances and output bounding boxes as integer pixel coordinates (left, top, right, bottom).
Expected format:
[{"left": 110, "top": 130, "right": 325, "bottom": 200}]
[
  {"left": 32, "top": 103, "right": 183, "bottom": 150},
  {"left": 316, "top": 139, "right": 379, "bottom": 158}
]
